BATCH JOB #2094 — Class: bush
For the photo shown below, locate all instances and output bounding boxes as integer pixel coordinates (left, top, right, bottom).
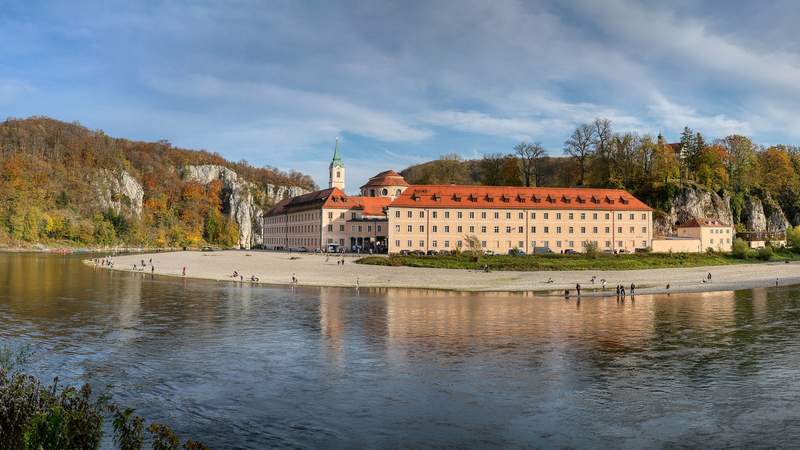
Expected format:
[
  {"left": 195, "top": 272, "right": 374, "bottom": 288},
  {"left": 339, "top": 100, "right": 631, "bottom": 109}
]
[
  {"left": 732, "top": 238, "right": 750, "bottom": 259},
  {"left": 788, "top": 225, "right": 800, "bottom": 251},
  {"left": 757, "top": 246, "right": 773, "bottom": 261},
  {"left": 584, "top": 241, "right": 599, "bottom": 259}
]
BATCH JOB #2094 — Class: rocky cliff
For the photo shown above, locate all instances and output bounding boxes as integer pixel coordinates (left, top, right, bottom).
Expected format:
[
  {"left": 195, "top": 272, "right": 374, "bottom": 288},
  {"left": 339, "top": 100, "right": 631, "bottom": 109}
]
[
  {"left": 654, "top": 184, "right": 791, "bottom": 236},
  {"left": 654, "top": 185, "right": 733, "bottom": 236},
  {"left": 93, "top": 169, "right": 145, "bottom": 217},
  {"left": 182, "top": 164, "right": 309, "bottom": 248}
]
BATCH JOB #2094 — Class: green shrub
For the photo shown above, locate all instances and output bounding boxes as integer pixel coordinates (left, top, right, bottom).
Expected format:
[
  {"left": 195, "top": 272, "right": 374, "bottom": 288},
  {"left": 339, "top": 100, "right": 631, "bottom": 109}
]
[
  {"left": 757, "top": 246, "right": 773, "bottom": 261},
  {"left": 732, "top": 238, "right": 750, "bottom": 259}
]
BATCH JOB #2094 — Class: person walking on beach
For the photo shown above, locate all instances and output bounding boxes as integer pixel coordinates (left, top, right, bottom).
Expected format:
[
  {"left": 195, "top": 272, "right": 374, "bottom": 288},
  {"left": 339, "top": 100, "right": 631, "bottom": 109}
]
[
  {"left": 576, "top": 283, "right": 581, "bottom": 296},
  {"left": 707, "top": 272, "right": 712, "bottom": 282},
  {"left": 630, "top": 282, "right": 636, "bottom": 296},
  {"left": 182, "top": 267, "right": 186, "bottom": 277},
  {"left": 151, "top": 265, "right": 154, "bottom": 275}
]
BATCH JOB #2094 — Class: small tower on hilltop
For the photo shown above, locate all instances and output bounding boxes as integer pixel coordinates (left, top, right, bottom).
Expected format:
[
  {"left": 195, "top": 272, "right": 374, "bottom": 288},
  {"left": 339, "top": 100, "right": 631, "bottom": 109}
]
[{"left": 329, "top": 138, "right": 345, "bottom": 191}]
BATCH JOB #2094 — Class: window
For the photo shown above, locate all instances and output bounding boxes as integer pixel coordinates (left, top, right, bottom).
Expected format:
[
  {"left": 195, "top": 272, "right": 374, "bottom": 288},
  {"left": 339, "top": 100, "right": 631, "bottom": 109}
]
[
  {"left": 641, "top": 226, "right": 647, "bottom": 233},
  {"left": 339, "top": 225, "right": 345, "bottom": 231},
  {"left": 580, "top": 227, "right": 586, "bottom": 234},
  {"left": 432, "top": 240, "right": 438, "bottom": 248},
  {"left": 569, "top": 241, "right": 574, "bottom": 247},
  {"left": 432, "top": 225, "right": 438, "bottom": 233},
  {"left": 419, "top": 225, "right": 425, "bottom": 232},
  {"left": 407, "top": 225, "right": 412, "bottom": 232},
  {"left": 641, "top": 213, "right": 647, "bottom": 220},
  {"left": 642, "top": 241, "right": 647, "bottom": 247},
  {"left": 544, "top": 226, "right": 549, "bottom": 233},
  {"left": 531, "top": 212, "right": 536, "bottom": 219},
  {"left": 470, "top": 212, "right": 475, "bottom": 219},
  {"left": 419, "top": 240, "right": 425, "bottom": 247},
  {"left": 444, "top": 211, "right": 450, "bottom": 219},
  {"left": 617, "top": 227, "right": 622, "bottom": 233},
  {"left": 605, "top": 241, "right": 611, "bottom": 248},
  {"left": 568, "top": 213, "right": 574, "bottom": 220},
  {"left": 457, "top": 240, "right": 463, "bottom": 247},
  {"left": 592, "top": 226, "right": 597, "bottom": 233},
  {"left": 494, "top": 226, "right": 500, "bottom": 233},
  {"left": 494, "top": 212, "right": 500, "bottom": 219},
  {"left": 629, "top": 213, "right": 634, "bottom": 220},
  {"left": 710, "top": 238, "right": 714, "bottom": 244},
  {"left": 593, "top": 213, "right": 598, "bottom": 220},
  {"left": 518, "top": 241, "right": 524, "bottom": 248},
  {"left": 544, "top": 213, "right": 549, "bottom": 219},
  {"left": 481, "top": 212, "right": 487, "bottom": 219},
  {"left": 629, "top": 226, "right": 634, "bottom": 233},
  {"left": 518, "top": 212, "right": 524, "bottom": 219},
  {"left": 457, "top": 212, "right": 462, "bottom": 219},
  {"left": 481, "top": 226, "right": 487, "bottom": 233},
  {"left": 518, "top": 226, "right": 523, "bottom": 233},
  {"left": 395, "top": 225, "right": 401, "bottom": 232},
  {"left": 407, "top": 211, "right": 412, "bottom": 218},
  {"left": 444, "top": 226, "right": 450, "bottom": 233},
  {"left": 395, "top": 240, "right": 400, "bottom": 247},
  {"left": 481, "top": 241, "right": 486, "bottom": 248},
  {"left": 469, "top": 226, "right": 475, "bottom": 233},
  {"left": 505, "top": 226, "right": 511, "bottom": 233},
  {"left": 419, "top": 211, "right": 425, "bottom": 218},
  {"left": 506, "top": 212, "right": 511, "bottom": 219},
  {"left": 580, "top": 213, "right": 586, "bottom": 220},
  {"left": 618, "top": 240, "right": 623, "bottom": 247},
  {"left": 617, "top": 213, "right": 622, "bottom": 220},
  {"left": 328, "top": 212, "right": 333, "bottom": 219},
  {"left": 407, "top": 240, "right": 412, "bottom": 247},
  {"left": 432, "top": 211, "right": 438, "bottom": 218},
  {"left": 457, "top": 226, "right": 462, "bottom": 233},
  {"left": 556, "top": 213, "right": 562, "bottom": 219},
  {"left": 395, "top": 210, "right": 400, "bottom": 218},
  {"left": 556, "top": 240, "right": 562, "bottom": 247},
  {"left": 444, "top": 240, "right": 450, "bottom": 248},
  {"left": 605, "top": 227, "right": 610, "bottom": 233},
  {"left": 605, "top": 213, "right": 610, "bottom": 220},
  {"left": 556, "top": 226, "right": 562, "bottom": 233},
  {"left": 327, "top": 224, "right": 333, "bottom": 232},
  {"left": 340, "top": 212, "right": 345, "bottom": 219}
]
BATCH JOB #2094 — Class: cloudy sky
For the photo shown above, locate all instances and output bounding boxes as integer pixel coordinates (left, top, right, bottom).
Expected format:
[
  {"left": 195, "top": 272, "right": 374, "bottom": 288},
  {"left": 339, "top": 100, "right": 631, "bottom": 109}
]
[{"left": 2, "top": 0, "right": 800, "bottom": 189}]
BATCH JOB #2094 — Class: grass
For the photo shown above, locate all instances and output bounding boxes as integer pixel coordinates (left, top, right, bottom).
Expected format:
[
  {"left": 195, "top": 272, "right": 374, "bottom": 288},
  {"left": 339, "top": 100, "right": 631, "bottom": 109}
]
[{"left": 356, "top": 249, "right": 800, "bottom": 271}]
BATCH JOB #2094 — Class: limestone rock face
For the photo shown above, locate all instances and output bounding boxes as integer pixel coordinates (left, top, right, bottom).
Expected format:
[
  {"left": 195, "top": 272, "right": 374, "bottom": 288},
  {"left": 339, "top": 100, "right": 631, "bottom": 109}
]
[
  {"left": 94, "top": 169, "right": 144, "bottom": 217},
  {"left": 182, "top": 164, "right": 310, "bottom": 248},
  {"left": 743, "top": 193, "right": 790, "bottom": 233},
  {"left": 653, "top": 185, "right": 732, "bottom": 236}
]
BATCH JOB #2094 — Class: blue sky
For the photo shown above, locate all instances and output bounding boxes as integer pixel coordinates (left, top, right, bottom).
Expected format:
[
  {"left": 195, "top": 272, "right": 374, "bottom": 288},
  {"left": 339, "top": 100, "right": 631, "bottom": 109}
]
[{"left": 2, "top": 0, "right": 800, "bottom": 190}]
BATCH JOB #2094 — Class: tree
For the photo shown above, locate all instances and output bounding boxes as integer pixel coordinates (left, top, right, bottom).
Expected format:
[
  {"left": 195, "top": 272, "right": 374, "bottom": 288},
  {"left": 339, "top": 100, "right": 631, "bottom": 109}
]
[
  {"left": 609, "top": 132, "right": 640, "bottom": 188},
  {"left": 591, "top": 118, "right": 613, "bottom": 184},
  {"left": 563, "top": 124, "right": 594, "bottom": 186},
  {"left": 514, "top": 142, "right": 545, "bottom": 187},
  {"left": 479, "top": 153, "right": 506, "bottom": 186},
  {"left": 722, "top": 135, "right": 758, "bottom": 193}
]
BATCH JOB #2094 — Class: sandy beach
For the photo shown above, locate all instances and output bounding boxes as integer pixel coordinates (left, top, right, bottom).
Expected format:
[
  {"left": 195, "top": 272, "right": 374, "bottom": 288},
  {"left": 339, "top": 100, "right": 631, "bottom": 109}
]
[{"left": 91, "top": 250, "right": 800, "bottom": 296}]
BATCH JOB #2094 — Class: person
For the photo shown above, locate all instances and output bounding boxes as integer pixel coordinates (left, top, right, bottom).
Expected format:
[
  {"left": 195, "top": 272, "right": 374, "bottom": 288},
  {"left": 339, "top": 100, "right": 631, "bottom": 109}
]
[
  {"left": 240, "top": 275, "right": 244, "bottom": 282},
  {"left": 483, "top": 264, "right": 490, "bottom": 273},
  {"left": 602, "top": 280, "right": 607, "bottom": 290},
  {"left": 233, "top": 270, "right": 239, "bottom": 278},
  {"left": 590, "top": 276, "right": 596, "bottom": 284},
  {"left": 149, "top": 258, "right": 153, "bottom": 265},
  {"left": 707, "top": 272, "right": 712, "bottom": 282},
  {"left": 291, "top": 273, "right": 297, "bottom": 284},
  {"left": 616, "top": 285, "right": 620, "bottom": 296},
  {"left": 182, "top": 267, "right": 186, "bottom": 277},
  {"left": 630, "top": 282, "right": 636, "bottom": 295},
  {"left": 576, "top": 283, "right": 581, "bottom": 296},
  {"left": 620, "top": 285, "right": 626, "bottom": 296},
  {"left": 151, "top": 265, "right": 154, "bottom": 274},
  {"left": 666, "top": 283, "right": 670, "bottom": 290},
  {"left": 133, "top": 264, "right": 137, "bottom": 271},
  {"left": 564, "top": 289, "right": 570, "bottom": 298},
  {"left": 546, "top": 277, "right": 553, "bottom": 284}
]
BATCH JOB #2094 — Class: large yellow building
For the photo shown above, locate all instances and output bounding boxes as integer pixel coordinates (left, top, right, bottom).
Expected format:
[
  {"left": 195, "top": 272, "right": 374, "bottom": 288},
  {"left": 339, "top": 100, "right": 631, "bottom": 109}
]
[
  {"left": 387, "top": 185, "right": 653, "bottom": 254},
  {"left": 264, "top": 143, "right": 657, "bottom": 254}
]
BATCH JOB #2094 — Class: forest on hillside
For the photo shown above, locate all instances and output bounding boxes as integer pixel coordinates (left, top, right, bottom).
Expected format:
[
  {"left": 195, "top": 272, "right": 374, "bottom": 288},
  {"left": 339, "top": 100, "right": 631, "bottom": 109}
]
[
  {"left": 0, "top": 116, "right": 316, "bottom": 248},
  {"left": 401, "top": 119, "right": 800, "bottom": 228}
]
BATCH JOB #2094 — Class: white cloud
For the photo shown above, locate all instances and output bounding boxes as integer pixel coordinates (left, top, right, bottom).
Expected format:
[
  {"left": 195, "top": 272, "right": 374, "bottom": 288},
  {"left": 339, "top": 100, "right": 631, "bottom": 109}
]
[{"left": 647, "top": 93, "right": 752, "bottom": 137}]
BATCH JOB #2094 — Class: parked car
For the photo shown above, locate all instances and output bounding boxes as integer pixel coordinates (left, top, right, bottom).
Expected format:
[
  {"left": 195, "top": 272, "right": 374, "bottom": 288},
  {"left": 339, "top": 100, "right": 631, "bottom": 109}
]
[
  {"left": 507, "top": 249, "right": 526, "bottom": 256},
  {"left": 532, "top": 247, "right": 553, "bottom": 254},
  {"left": 426, "top": 250, "right": 439, "bottom": 256},
  {"left": 564, "top": 249, "right": 577, "bottom": 255},
  {"left": 483, "top": 250, "right": 495, "bottom": 256}
]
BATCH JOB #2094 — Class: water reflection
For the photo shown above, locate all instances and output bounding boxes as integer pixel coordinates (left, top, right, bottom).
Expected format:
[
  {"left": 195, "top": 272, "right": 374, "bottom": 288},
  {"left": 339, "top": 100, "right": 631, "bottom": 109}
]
[{"left": 1, "top": 254, "right": 800, "bottom": 448}]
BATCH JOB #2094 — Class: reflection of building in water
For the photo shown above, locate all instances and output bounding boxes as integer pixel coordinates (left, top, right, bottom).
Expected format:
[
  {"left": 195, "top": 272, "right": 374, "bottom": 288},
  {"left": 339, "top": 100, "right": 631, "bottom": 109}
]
[{"left": 319, "top": 288, "right": 347, "bottom": 367}]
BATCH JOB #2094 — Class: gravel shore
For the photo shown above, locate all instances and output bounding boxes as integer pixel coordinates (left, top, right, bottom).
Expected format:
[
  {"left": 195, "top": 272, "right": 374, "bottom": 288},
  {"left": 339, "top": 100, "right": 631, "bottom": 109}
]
[{"left": 94, "top": 250, "right": 800, "bottom": 296}]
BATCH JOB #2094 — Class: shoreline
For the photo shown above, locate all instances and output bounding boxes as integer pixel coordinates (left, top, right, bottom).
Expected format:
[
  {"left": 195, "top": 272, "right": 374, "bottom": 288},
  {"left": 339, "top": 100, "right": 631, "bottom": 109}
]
[{"left": 91, "top": 250, "right": 800, "bottom": 296}]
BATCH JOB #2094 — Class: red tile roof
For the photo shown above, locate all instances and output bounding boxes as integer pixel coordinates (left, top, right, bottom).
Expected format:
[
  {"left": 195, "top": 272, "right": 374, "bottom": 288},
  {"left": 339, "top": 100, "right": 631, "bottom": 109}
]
[
  {"left": 677, "top": 218, "right": 730, "bottom": 228},
  {"left": 360, "top": 170, "right": 409, "bottom": 188},
  {"left": 264, "top": 187, "right": 391, "bottom": 217},
  {"left": 389, "top": 185, "right": 652, "bottom": 211}
]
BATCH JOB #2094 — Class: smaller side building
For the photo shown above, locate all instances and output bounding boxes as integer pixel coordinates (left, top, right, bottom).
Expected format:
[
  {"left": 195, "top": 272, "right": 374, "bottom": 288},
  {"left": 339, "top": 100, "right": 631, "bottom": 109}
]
[{"left": 676, "top": 218, "right": 733, "bottom": 252}]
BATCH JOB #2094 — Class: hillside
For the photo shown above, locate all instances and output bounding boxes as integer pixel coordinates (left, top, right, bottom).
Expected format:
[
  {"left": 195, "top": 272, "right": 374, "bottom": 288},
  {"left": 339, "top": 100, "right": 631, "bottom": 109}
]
[{"left": 0, "top": 116, "right": 315, "bottom": 249}]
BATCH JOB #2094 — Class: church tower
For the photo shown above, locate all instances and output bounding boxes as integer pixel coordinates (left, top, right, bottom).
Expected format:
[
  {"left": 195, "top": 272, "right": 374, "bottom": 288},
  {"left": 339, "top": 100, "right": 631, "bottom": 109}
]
[{"left": 329, "top": 138, "right": 345, "bottom": 191}]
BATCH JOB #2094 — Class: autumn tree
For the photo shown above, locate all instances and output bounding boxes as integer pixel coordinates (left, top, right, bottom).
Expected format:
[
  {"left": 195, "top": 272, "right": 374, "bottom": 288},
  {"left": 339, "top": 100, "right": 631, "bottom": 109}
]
[
  {"left": 514, "top": 142, "right": 545, "bottom": 187},
  {"left": 563, "top": 124, "right": 594, "bottom": 186}
]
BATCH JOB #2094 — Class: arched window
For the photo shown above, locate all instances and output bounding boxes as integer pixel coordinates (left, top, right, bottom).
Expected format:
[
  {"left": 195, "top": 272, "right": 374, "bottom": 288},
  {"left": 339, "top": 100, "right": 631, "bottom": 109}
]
[
  {"left": 381, "top": 188, "right": 388, "bottom": 196},
  {"left": 396, "top": 189, "right": 402, "bottom": 197},
  {"left": 336, "top": 171, "right": 341, "bottom": 178}
]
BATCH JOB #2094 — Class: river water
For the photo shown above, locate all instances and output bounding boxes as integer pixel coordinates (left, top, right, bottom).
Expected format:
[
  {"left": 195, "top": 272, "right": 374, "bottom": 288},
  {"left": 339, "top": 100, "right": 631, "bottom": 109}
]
[{"left": 2, "top": 253, "right": 800, "bottom": 448}]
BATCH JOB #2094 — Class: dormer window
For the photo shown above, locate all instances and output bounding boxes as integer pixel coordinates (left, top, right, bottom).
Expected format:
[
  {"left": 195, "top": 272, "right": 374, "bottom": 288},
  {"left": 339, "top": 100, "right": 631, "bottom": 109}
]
[
  {"left": 500, "top": 195, "right": 510, "bottom": 202},
  {"left": 432, "top": 193, "right": 440, "bottom": 201},
  {"left": 469, "top": 194, "right": 478, "bottom": 202}
]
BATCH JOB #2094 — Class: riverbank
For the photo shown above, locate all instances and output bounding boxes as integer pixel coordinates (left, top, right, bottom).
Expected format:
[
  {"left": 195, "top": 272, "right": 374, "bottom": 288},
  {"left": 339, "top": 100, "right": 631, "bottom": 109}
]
[{"left": 94, "top": 250, "right": 800, "bottom": 296}]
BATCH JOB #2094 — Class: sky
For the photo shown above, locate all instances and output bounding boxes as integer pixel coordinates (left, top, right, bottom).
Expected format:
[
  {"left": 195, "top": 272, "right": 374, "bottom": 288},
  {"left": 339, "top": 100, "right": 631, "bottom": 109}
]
[{"left": 2, "top": 0, "right": 800, "bottom": 190}]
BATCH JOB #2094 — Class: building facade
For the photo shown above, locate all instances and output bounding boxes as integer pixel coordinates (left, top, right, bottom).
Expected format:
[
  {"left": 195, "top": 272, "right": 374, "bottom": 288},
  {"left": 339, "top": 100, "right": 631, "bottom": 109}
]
[
  {"left": 676, "top": 218, "right": 733, "bottom": 252},
  {"left": 387, "top": 185, "right": 653, "bottom": 255}
]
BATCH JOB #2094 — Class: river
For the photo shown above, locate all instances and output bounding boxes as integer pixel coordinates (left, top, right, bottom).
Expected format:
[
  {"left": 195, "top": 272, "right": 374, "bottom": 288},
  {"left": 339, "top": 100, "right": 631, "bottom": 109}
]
[{"left": 1, "top": 252, "right": 800, "bottom": 448}]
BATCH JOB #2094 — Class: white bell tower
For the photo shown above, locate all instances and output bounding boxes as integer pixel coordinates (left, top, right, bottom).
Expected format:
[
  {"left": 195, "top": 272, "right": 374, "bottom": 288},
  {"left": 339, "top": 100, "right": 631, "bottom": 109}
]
[{"left": 329, "top": 138, "right": 345, "bottom": 191}]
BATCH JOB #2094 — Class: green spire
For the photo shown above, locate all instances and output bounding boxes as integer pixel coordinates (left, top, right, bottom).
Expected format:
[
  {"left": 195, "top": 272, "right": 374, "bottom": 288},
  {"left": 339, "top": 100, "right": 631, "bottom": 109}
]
[{"left": 330, "top": 138, "right": 344, "bottom": 168}]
